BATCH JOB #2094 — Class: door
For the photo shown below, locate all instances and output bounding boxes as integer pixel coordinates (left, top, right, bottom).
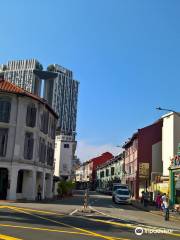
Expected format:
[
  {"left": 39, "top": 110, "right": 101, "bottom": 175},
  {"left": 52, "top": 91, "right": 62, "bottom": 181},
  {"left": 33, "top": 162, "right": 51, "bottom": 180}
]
[{"left": 0, "top": 168, "right": 8, "bottom": 200}]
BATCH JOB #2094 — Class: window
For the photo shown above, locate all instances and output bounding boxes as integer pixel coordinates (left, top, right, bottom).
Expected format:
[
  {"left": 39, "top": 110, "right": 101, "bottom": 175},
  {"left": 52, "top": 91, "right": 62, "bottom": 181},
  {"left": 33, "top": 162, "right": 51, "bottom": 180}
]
[
  {"left": 39, "top": 137, "right": 46, "bottom": 163},
  {"left": 24, "top": 132, "right": 34, "bottom": 160},
  {"left": 111, "top": 167, "right": 115, "bottom": 176},
  {"left": 51, "top": 118, "right": 56, "bottom": 139},
  {"left": 26, "top": 104, "right": 36, "bottom": 127},
  {"left": 106, "top": 169, "right": 109, "bottom": 177},
  {"left": 64, "top": 144, "right": 69, "bottom": 148},
  {"left": 40, "top": 111, "right": 49, "bottom": 134},
  {"left": 48, "top": 117, "right": 56, "bottom": 139},
  {"left": 0, "top": 128, "right": 8, "bottom": 157},
  {"left": 46, "top": 142, "right": 54, "bottom": 166},
  {"left": 0, "top": 99, "right": 11, "bottom": 123},
  {"left": 100, "top": 171, "right": 104, "bottom": 178}
]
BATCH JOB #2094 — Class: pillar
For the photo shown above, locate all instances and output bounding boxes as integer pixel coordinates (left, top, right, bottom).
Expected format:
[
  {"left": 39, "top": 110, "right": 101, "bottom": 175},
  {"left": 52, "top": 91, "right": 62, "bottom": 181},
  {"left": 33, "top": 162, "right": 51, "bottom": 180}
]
[
  {"left": 45, "top": 173, "right": 53, "bottom": 198},
  {"left": 169, "top": 170, "right": 175, "bottom": 206},
  {"left": 31, "top": 170, "right": 36, "bottom": 200},
  {"left": 8, "top": 167, "right": 18, "bottom": 200},
  {"left": 42, "top": 172, "right": 46, "bottom": 199}
]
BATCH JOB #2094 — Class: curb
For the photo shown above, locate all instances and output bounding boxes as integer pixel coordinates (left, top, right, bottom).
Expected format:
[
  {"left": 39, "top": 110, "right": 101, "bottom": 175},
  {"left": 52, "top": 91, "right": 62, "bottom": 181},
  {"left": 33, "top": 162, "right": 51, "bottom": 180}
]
[{"left": 132, "top": 202, "right": 180, "bottom": 221}]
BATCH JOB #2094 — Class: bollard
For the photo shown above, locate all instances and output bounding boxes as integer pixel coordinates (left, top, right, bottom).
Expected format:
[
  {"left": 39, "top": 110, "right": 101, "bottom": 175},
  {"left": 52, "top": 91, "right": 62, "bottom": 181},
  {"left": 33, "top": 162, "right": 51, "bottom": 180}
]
[{"left": 83, "top": 189, "right": 88, "bottom": 209}]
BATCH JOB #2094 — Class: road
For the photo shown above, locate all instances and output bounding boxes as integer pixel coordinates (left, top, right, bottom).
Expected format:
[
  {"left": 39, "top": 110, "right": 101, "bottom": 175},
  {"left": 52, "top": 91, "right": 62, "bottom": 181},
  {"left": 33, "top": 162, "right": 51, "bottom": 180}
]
[{"left": 0, "top": 191, "right": 179, "bottom": 240}]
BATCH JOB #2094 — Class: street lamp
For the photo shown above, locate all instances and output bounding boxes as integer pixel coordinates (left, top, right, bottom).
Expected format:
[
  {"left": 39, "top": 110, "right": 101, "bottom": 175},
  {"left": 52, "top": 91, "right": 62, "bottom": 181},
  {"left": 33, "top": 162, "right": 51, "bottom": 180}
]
[{"left": 156, "top": 107, "right": 180, "bottom": 117}]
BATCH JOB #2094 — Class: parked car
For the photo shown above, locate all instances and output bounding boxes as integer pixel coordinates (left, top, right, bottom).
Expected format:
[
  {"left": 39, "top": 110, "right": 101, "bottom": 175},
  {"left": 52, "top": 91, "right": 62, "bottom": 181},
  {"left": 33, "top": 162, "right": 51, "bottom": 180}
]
[
  {"left": 112, "top": 183, "right": 129, "bottom": 201},
  {"left": 113, "top": 189, "right": 131, "bottom": 204}
]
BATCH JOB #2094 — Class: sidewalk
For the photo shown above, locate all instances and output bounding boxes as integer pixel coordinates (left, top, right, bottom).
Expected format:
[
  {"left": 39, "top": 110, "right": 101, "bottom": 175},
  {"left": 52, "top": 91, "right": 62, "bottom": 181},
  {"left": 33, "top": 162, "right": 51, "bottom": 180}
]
[{"left": 131, "top": 200, "right": 180, "bottom": 221}]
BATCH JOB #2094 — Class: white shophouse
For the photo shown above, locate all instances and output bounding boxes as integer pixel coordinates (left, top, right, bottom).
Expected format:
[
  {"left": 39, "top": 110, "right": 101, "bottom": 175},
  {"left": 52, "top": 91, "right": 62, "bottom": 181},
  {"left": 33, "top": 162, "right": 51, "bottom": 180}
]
[
  {"left": 0, "top": 80, "right": 57, "bottom": 200},
  {"left": 161, "top": 112, "right": 180, "bottom": 176}
]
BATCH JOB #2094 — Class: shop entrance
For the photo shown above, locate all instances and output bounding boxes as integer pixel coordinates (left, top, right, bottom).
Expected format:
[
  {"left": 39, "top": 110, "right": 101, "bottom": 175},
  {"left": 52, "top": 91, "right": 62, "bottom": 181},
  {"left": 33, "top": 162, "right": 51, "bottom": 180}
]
[{"left": 0, "top": 168, "right": 8, "bottom": 200}]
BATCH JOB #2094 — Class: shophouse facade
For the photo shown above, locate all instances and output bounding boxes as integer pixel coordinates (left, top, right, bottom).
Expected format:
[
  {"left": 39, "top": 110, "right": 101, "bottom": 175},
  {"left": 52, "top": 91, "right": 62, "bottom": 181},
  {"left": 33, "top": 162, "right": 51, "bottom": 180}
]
[
  {"left": 123, "top": 119, "right": 163, "bottom": 199},
  {"left": 0, "top": 80, "right": 57, "bottom": 200}
]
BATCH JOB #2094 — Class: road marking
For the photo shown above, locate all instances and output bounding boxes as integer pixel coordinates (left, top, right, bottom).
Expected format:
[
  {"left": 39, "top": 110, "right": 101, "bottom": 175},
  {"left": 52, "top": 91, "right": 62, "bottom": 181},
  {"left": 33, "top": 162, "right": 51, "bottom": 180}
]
[
  {"left": 0, "top": 224, "right": 129, "bottom": 240},
  {"left": 109, "top": 205, "right": 124, "bottom": 210},
  {"left": 0, "top": 224, "right": 92, "bottom": 236},
  {"left": 69, "top": 209, "right": 78, "bottom": 216},
  {"left": 89, "top": 206, "right": 180, "bottom": 237},
  {"left": 0, "top": 234, "right": 22, "bottom": 240},
  {"left": 3, "top": 206, "right": 63, "bottom": 216},
  {"left": 8, "top": 206, "right": 127, "bottom": 240},
  {"left": 85, "top": 215, "right": 180, "bottom": 238}
]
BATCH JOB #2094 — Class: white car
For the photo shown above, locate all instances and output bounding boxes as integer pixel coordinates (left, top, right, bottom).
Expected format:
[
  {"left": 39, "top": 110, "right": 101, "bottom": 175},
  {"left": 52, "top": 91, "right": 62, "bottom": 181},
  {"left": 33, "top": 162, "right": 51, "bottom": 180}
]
[
  {"left": 112, "top": 184, "right": 129, "bottom": 202},
  {"left": 114, "top": 189, "right": 131, "bottom": 204}
]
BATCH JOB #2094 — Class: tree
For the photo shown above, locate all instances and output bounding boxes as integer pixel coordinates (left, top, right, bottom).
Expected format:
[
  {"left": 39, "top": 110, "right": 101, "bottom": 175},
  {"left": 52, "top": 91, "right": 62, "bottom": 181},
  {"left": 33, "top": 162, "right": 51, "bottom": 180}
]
[{"left": 47, "top": 64, "right": 56, "bottom": 72}]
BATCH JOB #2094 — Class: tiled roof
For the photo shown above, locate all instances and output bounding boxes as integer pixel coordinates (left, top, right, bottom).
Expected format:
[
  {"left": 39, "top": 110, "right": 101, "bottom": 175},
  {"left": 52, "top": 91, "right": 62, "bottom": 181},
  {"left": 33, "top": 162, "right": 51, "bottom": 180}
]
[{"left": 0, "top": 80, "right": 58, "bottom": 118}]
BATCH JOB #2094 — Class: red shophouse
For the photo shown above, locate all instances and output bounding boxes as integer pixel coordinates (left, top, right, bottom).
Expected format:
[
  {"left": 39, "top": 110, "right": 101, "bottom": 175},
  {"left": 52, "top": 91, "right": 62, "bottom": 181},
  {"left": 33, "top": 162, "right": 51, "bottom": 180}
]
[
  {"left": 87, "top": 152, "right": 114, "bottom": 190},
  {"left": 123, "top": 119, "right": 163, "bottom": 199}
]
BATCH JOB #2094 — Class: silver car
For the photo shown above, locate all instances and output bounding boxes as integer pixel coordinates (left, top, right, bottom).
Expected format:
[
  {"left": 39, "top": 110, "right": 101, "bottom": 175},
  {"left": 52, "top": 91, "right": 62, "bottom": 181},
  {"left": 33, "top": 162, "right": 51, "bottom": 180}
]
[{"left": 114, "top": 189, "right": 131, "bottom": 204}]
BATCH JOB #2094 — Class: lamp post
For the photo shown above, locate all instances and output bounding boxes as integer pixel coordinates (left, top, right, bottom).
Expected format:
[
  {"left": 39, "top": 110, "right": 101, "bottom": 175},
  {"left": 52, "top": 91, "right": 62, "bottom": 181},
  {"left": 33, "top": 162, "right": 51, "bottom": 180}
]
[{"left": 156, "top": 107, "right": 180, "bottom": 117}]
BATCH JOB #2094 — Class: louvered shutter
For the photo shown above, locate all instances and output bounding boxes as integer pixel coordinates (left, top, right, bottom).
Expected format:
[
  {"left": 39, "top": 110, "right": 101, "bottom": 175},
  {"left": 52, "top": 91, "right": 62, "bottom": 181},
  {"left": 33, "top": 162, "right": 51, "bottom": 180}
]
[{"left": 28, "top": 136, "right": 34, "bottom": 159}]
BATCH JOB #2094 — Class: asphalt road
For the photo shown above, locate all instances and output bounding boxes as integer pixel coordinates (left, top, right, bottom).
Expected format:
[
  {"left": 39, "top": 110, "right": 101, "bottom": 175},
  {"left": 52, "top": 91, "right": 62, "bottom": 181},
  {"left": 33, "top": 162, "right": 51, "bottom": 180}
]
[{"left": 0, "top": 191, "right": 180, "bottom": 240}]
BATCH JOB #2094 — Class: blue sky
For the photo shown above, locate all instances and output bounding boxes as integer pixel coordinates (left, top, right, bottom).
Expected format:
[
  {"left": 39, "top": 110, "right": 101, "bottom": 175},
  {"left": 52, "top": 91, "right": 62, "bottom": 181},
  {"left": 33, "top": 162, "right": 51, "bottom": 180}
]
[{"left": 1, "top": 0, "right": 180, "bottom": 161}]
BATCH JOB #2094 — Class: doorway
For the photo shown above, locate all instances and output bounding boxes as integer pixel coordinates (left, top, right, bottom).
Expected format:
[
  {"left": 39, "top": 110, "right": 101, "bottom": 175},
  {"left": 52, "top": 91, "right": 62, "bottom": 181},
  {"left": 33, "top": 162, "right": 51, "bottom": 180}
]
[{"left": 0, "top": 168, "right": 8, "bottom": 200}]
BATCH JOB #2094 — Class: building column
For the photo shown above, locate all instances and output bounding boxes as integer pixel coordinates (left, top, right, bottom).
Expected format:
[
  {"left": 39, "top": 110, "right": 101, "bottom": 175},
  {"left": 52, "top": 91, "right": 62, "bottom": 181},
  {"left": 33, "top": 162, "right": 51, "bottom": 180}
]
[
  {"left": 45, "top": 173, "right": 53, "bottom": 199},
  {"left": 8, "top": 167, "right": 18, "bottom": 200},
  {"left": 42, "top": 172, "right": 46, "bottom": 199},
  {"left": 169, "top": 170, "right": 175, "bottom": 206},
  {"left": 31, "top": 170, "right": 36, "bottom": 200}
]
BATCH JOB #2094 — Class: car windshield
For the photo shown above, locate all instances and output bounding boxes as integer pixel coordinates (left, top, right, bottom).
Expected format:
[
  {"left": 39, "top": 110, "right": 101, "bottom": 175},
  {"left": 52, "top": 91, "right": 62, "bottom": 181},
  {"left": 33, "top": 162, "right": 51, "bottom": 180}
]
[
  {"left": 113, "top": 185, "right": 128, "bottom": 191},
  {"left": 113, "top": 186, "right": 121, "bottom": 191},
  {"left": 116, "top": 190, "right": 130, "bottom": 195}
]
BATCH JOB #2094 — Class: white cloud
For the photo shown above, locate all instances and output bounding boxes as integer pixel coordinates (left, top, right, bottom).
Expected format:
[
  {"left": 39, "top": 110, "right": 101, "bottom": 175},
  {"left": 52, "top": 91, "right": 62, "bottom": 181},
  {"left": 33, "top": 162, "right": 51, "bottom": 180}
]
[{"left": 76, "top": 140, "right": 122, "bottom": 162}]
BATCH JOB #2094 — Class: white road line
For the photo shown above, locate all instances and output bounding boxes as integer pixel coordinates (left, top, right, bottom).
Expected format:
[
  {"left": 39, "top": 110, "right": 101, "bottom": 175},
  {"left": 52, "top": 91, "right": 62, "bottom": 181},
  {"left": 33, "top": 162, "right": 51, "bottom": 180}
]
[{"left": 69, "top": 209, "right": 78, "bottom": 216}]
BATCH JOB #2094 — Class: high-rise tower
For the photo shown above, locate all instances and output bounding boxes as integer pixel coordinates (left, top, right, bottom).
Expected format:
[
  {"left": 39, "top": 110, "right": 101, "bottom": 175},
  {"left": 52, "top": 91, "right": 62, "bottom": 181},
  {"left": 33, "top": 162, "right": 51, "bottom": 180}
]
[
  {"left": 1, "top": 59, "right": 79, "bottom": 179},
  {"left": 3, "top": 59, "right": 43, "bottom": 96},
  {"left": 44, "top": 64, "right": 79, "bottom": 136}
]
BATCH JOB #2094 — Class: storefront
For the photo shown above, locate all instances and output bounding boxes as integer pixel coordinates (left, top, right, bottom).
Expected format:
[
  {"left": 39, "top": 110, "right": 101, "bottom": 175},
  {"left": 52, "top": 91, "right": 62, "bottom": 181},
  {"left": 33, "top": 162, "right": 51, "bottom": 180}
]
[{"left": 169, "top": 156, "right": 180, "bottom": 206}]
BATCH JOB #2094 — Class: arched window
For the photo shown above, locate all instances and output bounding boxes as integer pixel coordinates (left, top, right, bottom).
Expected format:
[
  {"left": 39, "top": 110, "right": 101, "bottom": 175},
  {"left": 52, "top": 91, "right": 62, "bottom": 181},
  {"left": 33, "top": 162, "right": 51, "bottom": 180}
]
[
  {"left": 26, "top": 103, "right": 36, "bottom": 127},
  {"left": 0, "top": 99, "right": 11, "bottom": 123}
]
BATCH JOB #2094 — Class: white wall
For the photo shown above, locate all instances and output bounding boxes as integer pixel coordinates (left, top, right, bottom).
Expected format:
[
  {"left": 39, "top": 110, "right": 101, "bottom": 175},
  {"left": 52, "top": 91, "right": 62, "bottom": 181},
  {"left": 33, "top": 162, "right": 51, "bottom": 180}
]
[
  {"left": 0, "top": 92, "right": 56, "bottom": 200},
  {"left": 152, "top": 141, "right": 162, "bottom": 173},
  {"left": 54, "top": 134, "right": 75, "bottom": 178},
  {"left": 162, "top": 113, "right": 180, "bottom": 176},
  {"left": 54, "top": 137, "right": 60, "bottom": 177}
]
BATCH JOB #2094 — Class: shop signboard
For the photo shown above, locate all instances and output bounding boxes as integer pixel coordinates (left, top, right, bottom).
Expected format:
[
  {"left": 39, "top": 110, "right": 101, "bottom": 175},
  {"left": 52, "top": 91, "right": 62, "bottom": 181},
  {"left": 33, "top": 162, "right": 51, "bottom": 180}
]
[
  {"left": 170, "top": 156, "right": 180, "bottom": 168},
  {"left": 139, "top": 163, "right": 149, "bottom": 178}
]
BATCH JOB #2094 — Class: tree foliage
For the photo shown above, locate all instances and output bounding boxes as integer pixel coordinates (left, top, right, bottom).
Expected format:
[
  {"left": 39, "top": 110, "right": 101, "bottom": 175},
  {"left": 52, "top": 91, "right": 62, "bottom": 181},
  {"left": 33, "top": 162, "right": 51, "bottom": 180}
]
[{"left": 57, "top": 180, "right": 75, "bottom": 196}]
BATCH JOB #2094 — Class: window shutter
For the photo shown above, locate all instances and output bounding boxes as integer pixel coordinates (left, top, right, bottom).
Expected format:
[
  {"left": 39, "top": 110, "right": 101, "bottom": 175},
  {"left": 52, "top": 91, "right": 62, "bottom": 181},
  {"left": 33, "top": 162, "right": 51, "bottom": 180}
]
[
  {"left": 28, "top": 137, "right": 34, "bottom": 159},
  {"left": 24, "top": 134, "right": 28, "bottom": 159},
  {"left": 6, "top": 102, "right": 11, "bottom": 122},
  {"left": 31, "top": 107, "right": 36, "bottom": 127},
  {"left": 26, "top": 106, "right": 31, "bottom": 126}
]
